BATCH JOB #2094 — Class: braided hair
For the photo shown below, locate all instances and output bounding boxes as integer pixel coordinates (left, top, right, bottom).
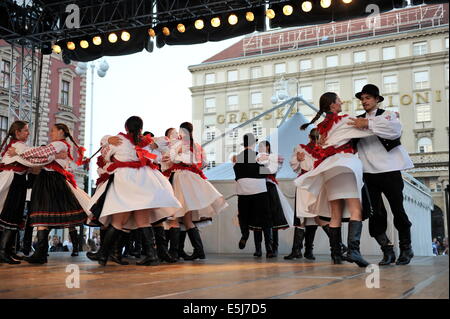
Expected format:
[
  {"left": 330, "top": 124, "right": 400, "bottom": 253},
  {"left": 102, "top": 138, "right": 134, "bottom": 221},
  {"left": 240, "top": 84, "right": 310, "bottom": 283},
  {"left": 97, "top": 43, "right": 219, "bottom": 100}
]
[
  {"left": 125, "top": 116, "right": 143, "bottom": 145},
  {"left": 179, "top": 122, "right": 195, "bottom": 153},
  {"left": 0, "top": 120, "right": 28, "bottom": 155},
  {"left": 300, "top": 92, "right": 338, "bottom": 130}
]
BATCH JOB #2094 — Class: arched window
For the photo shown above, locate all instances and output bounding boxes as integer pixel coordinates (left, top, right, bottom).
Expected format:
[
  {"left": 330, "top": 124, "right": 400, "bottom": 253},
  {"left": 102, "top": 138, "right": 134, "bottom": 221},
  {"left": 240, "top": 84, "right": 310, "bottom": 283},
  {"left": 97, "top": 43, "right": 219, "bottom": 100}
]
[{"left": 418, "top": 137, "right": 433, "bottom": 153}]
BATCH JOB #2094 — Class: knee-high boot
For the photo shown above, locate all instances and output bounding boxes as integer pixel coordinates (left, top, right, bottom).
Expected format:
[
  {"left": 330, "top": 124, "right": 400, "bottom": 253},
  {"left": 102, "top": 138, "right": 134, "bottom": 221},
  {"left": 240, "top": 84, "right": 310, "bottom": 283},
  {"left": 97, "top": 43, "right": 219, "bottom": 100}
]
[
  {"left": 109, "top": 230, "right": 130, "bottom": 265},
  {"left": 178, "top": 230, "right": 190, "bottom": 260},
  {"left": 345, "top": 220, "right": 369, "bottom": 268},
  {"left": 136, "top": 227, "right": 160, "bottom": 266},
  {"left": 253, "top": 231, "right": 262, "bottom": 257},
  {"left": 8, "top": 230, "right": 24, "bottom": 261},
  {"left": 184, "top": 227, "right": 205, "bottom": 260},
  {"left": 374, "top": 233, "right": 396, "bottom": 265},
  {"left": 284, "top": 227, "right": 304, "bottom": 260},
  {"left": 329, "top": 227, "right": 343, "bottom": 264},
  {"left": 304, "top": 225, "right": 318, "bottom": 260},
  {"left": 131, "top": 229, "right": 142, "bottom": 258},
  {"left": 272, "top": 229, "right": 279, "bottom": 257},
  {"left": 263, "top": 227, "right": 275, "bottom": 258},
  {"left": 24, "top": 229, "right": 50, "bottom": 264},
  {"left": 168, "top": 227, "right": 180, "bottom": 260},
  {"left": 0, "top": 229, "right": 21, "bottom": 264},
  {"left": 87, "top": 225, "right": 121, "bottom": 266},
  {"left": 69, "top": 229, "right": 79, "bottom": 257},
  {"left": 322, "top": 224, "right": 347, "bottom": 254},
  {"left": 396, "top": 228, "right": 414, "bottom": 265},
  {"left": 153, "top": 226, "right": 176, "bottom": 263}
]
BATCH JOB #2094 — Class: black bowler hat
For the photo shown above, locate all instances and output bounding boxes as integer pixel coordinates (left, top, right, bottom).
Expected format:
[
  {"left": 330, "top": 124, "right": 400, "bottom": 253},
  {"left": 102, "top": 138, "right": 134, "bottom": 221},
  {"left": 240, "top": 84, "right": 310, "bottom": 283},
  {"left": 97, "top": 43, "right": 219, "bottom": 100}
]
[
  {"left": 355, "top": 84, "right": 384, "bottom": 102},
  {"left": 241, "top": 133, "right": 258, "bottom": 146}
]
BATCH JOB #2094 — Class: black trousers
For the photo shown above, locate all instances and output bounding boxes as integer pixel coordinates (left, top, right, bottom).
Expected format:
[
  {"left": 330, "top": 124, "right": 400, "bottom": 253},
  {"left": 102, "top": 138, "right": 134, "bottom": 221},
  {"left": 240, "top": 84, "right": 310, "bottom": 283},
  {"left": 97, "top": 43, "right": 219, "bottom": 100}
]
[{"left": 364, "top": 171, "right": 412, "bottom": 237}]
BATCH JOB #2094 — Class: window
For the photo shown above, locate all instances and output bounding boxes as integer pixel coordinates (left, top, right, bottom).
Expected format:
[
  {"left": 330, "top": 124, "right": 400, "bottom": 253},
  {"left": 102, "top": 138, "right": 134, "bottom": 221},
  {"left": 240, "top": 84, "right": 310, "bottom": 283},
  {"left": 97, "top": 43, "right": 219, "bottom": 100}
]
[
  {"left": 23, "top": 67, "right": 32, "bottom": 95},
  {"left": 227, "top": 70, "right": 238, "bottom": 82},
  {"left": 227, "top": 95, "right": 239, "bottom": 111},
  {"left": 299, "top": 59, "right": 312, "bottom": 71},
  {"left": 353, "top": 78, "right": 368, "bottom": 95},
  {"left": 274, "top": 63, "right": 286, "bottom": 74},
  {"left": 416, "top": 104, "right": 431, "bottom": 122},
  {"left": 228, "top": 124, "right": 239, "bottom": 139},
  {"left": 414, "top": 71, "right": 429, "bottom": 89},
  {"left": 204, "top": 97, "right": 216, "bottom": 113},
  {"left": 207, "top": 161, "right": 216, "bottom": 169},
  {"left": 1, "top": 60, "right": 11, "bottom": 88},
  {"left": 354, "top": 51, "right": 366, "bottom": 64},
  {"left": 205, "top": 73, "right": 215, "bottom": 85},
  {"left": 252, "top": 121, "right": 263, "bottom": 137},
  {"left": 299, "top": 85, "right": 313, "bottom": 101},
  {"left": 418, "top": 137, "right": 433, "bottom": 153},
  {"left": 61, "top": 80, "right": 70, "bottom": 106},
  {"left": 251, "top": 92, "right": 262, "bottom": 107},
  {"left": 326, "top": 55, "right": 338, "bottom": 67},
  {"left": 205, "top": 128, "right": 216, "bottom": 141},
  {"left": 383, "top": 75, "right": 398, "bottom": 93},
  {"left": 251, "top": 67, "right": 262, "bottom": 79},
  {"left": 413, "top": 42, "right": 428, "bottom": 56},
  {"left": 382, "top": 46, "right": 396, "bottom": 60},
  {"left": 0, "top": 116, "right": 8, "bottom": 142},
  {"left": 325, "top": 81, "right": 340, "bottom": 95}
]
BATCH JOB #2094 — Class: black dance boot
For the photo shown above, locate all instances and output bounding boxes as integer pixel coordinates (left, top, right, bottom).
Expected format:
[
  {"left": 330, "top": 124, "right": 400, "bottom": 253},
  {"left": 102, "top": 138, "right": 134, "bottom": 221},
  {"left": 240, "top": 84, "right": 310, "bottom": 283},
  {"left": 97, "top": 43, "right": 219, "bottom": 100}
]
[
  {"left": 272, "top": 229, "right": 279, "bottom": 257},
  {"left": 263, "top": 227, "right": 275, "bottom": 258},
  {"left": 99, "top": 228, "right": 106, "bottom": 248},
  {"left": 153, "top": 226, "right": 177, "bottom": 263},
  {"left": 178, "top": 230, "right": 190, "bottom": 260},
  {"left": 25, "top": 229, "right": 50, "bottom": 264},
  {"left": 168, "top": 227, "right": 180, "bottom": 260},
  {"left": 329, "top": 227, "right": 343, "bottom": 264},
  {"left": 109, "top": 230, "right": 129, "bottom": 265},
  {"left": 345, "top": 221, "right": 369, "bottom": 268},
  {"left": 253, "top": 231, "right": 262, "bottom": 257},
  {"left": 396, "top": 228, "right": 414, "bottom": 265},
  {"left": 8, "top": 230, "right": 24, "bottom": 261},
  {"left": 131, "top": 229, "right": 142, "bottom": 258},
  {"left": 87, "top": 225, "right": 120, "bottom": 266},
  {"left": 374, "top": 233, "right": 396, "bottom": 266},
  {"left": 284, "top": 227, "right": 305, "bottom": 260},
  {"left": 0, "top": 229, "right": 21, "bottom": 264},
  {"left": 136, "top": 227, "right": 160, "bottom": 266},
  {"left": 322, "top": 225, "right": 347, "bottom": 255},
  {"left": 122, "top": 231, "right": 131, "bottom": 257},
  {"left": 304, "top": 225, "right": 318, "bottom": 260},
  {"left": 69, "top": 229, "right": 79, "bottom": 257},
  {"left": 184, "top": 227, "right": 206, "bottom": 260}
]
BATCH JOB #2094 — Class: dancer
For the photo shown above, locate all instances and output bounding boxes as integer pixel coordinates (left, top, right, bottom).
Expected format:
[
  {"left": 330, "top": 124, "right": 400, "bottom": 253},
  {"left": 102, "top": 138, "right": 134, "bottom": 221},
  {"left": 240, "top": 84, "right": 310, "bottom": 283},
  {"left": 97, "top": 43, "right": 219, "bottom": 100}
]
[
  {"left": 296, "top": 92, "right": 375, "bottom": 267},
  {"left": 87, "top": 116, "right": 182, "bottom": 266},
  {"left": 163, "top": 122, "right": 228, "bottom": 260},
  {"left": 351, "top": 84, "right": 414, "bottom": 265},
  {"left": 7, "top": 123, "right": 90, "bottom": 264},
  {"left": 255, "top": 140, "right": 292, "bottom": 257}
]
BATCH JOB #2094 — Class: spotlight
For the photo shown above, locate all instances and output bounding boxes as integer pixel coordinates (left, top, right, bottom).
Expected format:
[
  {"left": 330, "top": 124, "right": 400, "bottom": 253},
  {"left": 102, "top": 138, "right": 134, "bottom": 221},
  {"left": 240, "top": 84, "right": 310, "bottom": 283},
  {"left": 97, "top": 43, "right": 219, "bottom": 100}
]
[
  {"left": 121, "top": 31, "right": 130, "bottom": 41},
  {"left": 41, "top": 42, "right": 52, "bottom": 55},
  {"left": 177, "top": 23, "right": 186, "bottom": 33},
  {"left": 283, "top": 5, "right": 293, "bottom": 16},
  {"left": 211, "top": 17, "right": 221, "bottom": 27},
  {"left": 162, "top": 27, "right": 170, "bottom": 36},
  {"left": 148, "top": 28, "right": 156, "bottom": 38},
  {"left": 321, "top": 0, "right": 332, "bottom": 8},
  {"left": 80, "top": 40, "right": 89, "bottom": 49},
  {"left": 93, "top": 36, "right": 102, "bottom": 45},
  {"left": 145, "top": 38, "right": 154, "bottom": 53},
  {"left": 52, "top": 44, "right": 61, "bottom": 54},
  {"left": 302, "top": 1, "right": 313, "bottom": 12},
  {"left": 194, "top": 19, "right": 204, "bottom": 30},
  {"left": 67, "top": 41, "right": 76, "bottom": 50},
  {"left": 228, "top": 14, "right": 238, "bottom": 25},
  {"left": 343, "top": 0, "right": 352, "bottom": 3},
  {"left": 108, "top": 33, "right": 118, "bottom": 43},
  {"left": 266, "top": 9, "right": 276, "bottom": 19},
  {"left": 246, "top": 12, "right": 255, "bottom": 22}
]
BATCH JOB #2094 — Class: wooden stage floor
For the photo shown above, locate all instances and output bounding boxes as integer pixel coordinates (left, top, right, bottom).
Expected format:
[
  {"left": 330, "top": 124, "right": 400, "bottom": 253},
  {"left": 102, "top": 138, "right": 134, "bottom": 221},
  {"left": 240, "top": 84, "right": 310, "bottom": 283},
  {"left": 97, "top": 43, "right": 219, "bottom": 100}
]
[{"left": 0, "top": 253, "right": 448, "bottom": 299}]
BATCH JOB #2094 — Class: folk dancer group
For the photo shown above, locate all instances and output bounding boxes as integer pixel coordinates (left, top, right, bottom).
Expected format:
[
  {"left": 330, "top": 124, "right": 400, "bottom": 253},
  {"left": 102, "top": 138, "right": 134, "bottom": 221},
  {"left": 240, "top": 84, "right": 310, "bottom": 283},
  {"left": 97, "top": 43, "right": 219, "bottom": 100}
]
[{"left": 0, "top": 83, "right": 414, "bottom": 267}]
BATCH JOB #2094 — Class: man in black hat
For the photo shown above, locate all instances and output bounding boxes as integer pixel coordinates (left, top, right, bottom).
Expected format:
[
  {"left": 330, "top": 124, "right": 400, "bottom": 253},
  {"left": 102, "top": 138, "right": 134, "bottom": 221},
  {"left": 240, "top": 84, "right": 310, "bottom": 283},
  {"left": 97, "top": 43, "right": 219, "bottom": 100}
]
[
  {"left": 232, "top": 133, "right": 274, "bottom": 257},
  {"left": 349, "top": 84, "right": 414, "bottom": 265}
]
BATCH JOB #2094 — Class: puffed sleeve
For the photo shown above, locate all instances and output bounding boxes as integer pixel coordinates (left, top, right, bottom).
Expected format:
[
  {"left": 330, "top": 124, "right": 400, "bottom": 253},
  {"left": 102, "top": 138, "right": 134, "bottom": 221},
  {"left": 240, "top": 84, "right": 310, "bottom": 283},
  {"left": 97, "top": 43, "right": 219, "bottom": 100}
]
[
  {"left": 100, "top": 135, "right": 115, "bottom": 162},
  {"left": 367, "top": 111, "right": 402, "bottom": 139},
  {"left": 154, "top": 136, "right": 170, "bottom": 154},
  {"left": 289, "top": 146, "right": 302, "bottom": 173},
  {"left": 169, "top": 140, "right": 197, "bottom": 164},
  {"left": 257, "top": 153, "right": 278, "bottom": 174}
]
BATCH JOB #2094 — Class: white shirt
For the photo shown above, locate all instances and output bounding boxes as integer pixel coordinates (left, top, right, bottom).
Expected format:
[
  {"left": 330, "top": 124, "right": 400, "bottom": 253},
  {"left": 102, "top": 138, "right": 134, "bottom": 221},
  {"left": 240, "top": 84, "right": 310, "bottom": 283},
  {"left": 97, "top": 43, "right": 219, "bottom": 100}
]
[{"left": 358, "top": 109, "right": 414, "bottom": 174}]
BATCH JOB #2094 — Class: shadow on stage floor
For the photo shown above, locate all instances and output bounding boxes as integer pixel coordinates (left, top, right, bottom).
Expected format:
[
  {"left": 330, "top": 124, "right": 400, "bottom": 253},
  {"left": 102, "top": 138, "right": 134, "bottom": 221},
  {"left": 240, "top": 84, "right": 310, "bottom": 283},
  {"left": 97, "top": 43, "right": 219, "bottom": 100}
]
[{"left": 0, "top": 253, "right": 448, "bottom": 299}]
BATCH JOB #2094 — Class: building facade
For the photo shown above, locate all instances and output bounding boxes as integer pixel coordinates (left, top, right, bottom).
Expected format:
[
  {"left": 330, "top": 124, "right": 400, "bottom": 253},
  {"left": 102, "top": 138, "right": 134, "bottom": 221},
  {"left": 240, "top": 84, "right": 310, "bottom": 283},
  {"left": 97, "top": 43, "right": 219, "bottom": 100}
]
[{"left": 189, "top": 4, "right": 449, "bottom": 237}]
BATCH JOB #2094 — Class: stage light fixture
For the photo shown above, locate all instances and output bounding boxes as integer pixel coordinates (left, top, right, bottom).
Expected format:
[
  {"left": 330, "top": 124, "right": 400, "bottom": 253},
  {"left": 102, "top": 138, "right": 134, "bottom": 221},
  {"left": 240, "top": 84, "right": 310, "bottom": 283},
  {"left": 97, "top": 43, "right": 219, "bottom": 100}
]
[
  {"left": 228, "top": 14, "right": 238, "bottom": 25},
  {"left": 302, "top": 1, "right": 313, "bottom": 12},
  {"left": 121, "top": 31, "right": 131, "bottom": 41},
  {"left": 177, "top": 23, "right": 186, "bottom": 33},
  {"left": 67, "top": 41, "right": 76, "bottom": 50},
  {"left": 52, "top": 44, "right": 61, "bottom": 54},
  {"left": 148, "top": 28, "right": 156, "bottom": 38},
  {"left": 266, "top": 9, "right": 276, "bottom": 19},
  {"left": 321, "top": 0, "right": 332, "bottom": 8},
  {"left": 283, "top": 5, "right": 294, "bottom": 16},
  {"left": 343, "top": 0, "right": 352, "bottom": 3},
  {"left": 162, "top": 27, "right": 170, "bottom": 36},
  {"left": 195, "top": 19, "right": 204, "bottom": 30},
  {"left": 80, "top": 40, "right": 89, "bottom": 49},
  {"left": 211, "top": 17, "right": 221, "bottom": 27},
  {"left": 93, "top": 36, "right": 102, "bottom": 45},
  {"left": 108, "top": 33, "right": 118, "bottom": 43},
  {"left": 246, "top": 12, "right": 255, "bottom": 22}
]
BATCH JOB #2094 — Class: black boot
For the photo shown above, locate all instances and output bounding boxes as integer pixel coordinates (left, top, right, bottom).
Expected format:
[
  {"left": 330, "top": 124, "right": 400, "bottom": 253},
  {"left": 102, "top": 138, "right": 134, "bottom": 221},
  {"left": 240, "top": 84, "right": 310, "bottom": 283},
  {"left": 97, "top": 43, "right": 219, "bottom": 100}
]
[
  {"left": 374, "top": 233, "right": 396, "bottom": 266},
  {"left": 131, "top": 229, "right": 142, "bottom": 258},
  {"left": 284, "top": 228, "right": 305, "bottom": 260},
  {"left": 122, "top": 231, "right": 131, "bottom": 257},
  {"left": 86, "top": 225, "right": 120, "bottom": 266},
  {"left": 263, "top": 227, "right": 275, "bottom": 258},
  {"left": 345, "top": 221, "right": 369, "bottom": 268},
  {"left": 8, "top": 230, "right": 24, "bottom": 261},
  {"left": 153, "top": 226, "right": 177, "bottom": 263},
  {"left": 178, "top": 230, "right": 190, "bottom": 260},
  {"left": 24, "top": 229, "right": 50, "bottom": 264},
  {"left": 69, "top": 229, "right": 79, "bottom": 257},
  {"left": 329, "top": 227, "right": 343, "bottom": 264},
  {"left": 136, "top": 227, "right": 160, "bottom": 266},
  {"left": 99, "top": 228, "right": 106, "bottom": 248},
  {"left": 272, "top": 229, "right": 279, "bottom": 257},
  {"left": 184, "top": 227, "right": 205, "bottom": 260},
  {"left": 168, "top": 227, "right": 180, "bottom": 260},
  {"left": 304, "top": 225, "right": 318, "bottom": 260},
  {"left": 0, "top": 229, "right": 21, "bottom": 264},
  {"left": 322, "top": 224, "right": 347, "bottom": 255},
  {"left": 253, "top": 231, "right": 262, "bottom": 257},
  {"left": 396, "top": 228, "right": 414, "bottom": 265},
  {"left": 109, "top": 230, "right": 129, "bottom": 265},
  {"left": 22, "top": 223, "right": 33, "bottom": 256}
]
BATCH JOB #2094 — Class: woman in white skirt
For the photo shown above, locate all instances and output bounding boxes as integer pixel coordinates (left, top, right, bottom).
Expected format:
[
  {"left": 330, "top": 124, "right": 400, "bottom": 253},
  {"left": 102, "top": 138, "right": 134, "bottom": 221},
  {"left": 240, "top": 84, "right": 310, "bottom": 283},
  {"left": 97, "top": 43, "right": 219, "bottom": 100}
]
[
  {"left": 295, "top": 92, "right": 375, "bottom": 267},
  {"left": 163, "top": 122, "right": 228, "bottom": 260},
  {"left": 87, "top": 116, "right": 182, "bottom": 266}
]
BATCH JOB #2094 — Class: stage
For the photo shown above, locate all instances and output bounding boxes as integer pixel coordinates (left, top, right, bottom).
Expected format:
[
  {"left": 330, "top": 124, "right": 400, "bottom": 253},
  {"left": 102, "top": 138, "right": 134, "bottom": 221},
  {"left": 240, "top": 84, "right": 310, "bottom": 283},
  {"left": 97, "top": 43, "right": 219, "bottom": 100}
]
[{"left": 0, "top": 253, "right": 448, "bottom": 299}]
